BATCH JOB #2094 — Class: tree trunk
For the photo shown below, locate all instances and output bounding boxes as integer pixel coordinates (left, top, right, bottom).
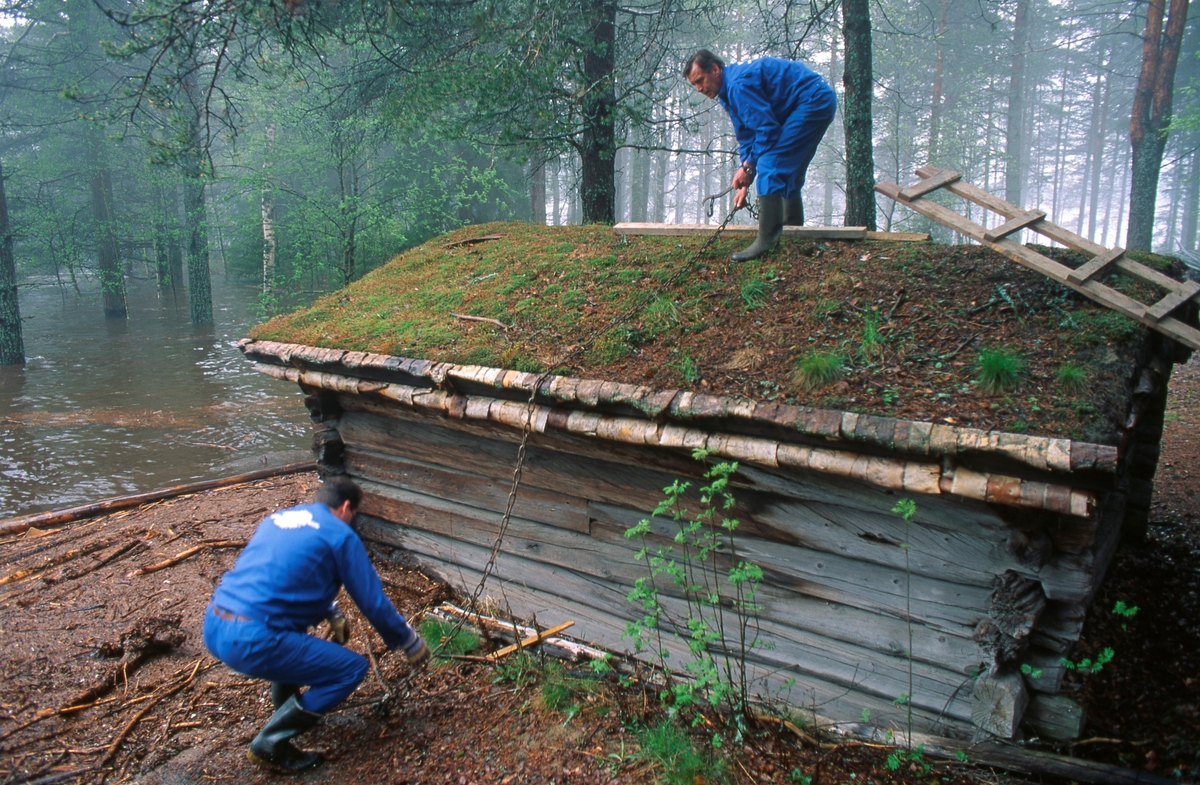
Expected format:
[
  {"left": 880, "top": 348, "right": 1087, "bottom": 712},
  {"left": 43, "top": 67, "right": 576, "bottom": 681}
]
[
  {"left": 1127, "top": 0, "right": 1190, "bottom": 251},
  {"left": 1087, "top": 51, "right": 1112, "bottom": 242},
  {"left": 929, "top": 0, "right": 949, "bottom": 164},
  {"left": 1181, "top": 148, "right": 1199, "bottom": 252},
  {"left": 261, "top": 124, "right": 276, "bottom": 298},
  {"left": 579, "top": 0, "right": 616, "bottom": 224},
  {"left": 842, "top": 0, "right": 876, "bottom": 230},
  {"left": 824, "top": 23, "right": 841, "bottom": 225},
  {"left": 0, "top": 158, "right": 24, "bottom": 366},
  {"left": 1005, "top": 0, "right": 1030, "bottom": 207},
  {"left": 530, "top": 154, "right": 546, "bottom": 225},
  {"left": 90, "top": 161, "right": 125, "bottom": 319}
]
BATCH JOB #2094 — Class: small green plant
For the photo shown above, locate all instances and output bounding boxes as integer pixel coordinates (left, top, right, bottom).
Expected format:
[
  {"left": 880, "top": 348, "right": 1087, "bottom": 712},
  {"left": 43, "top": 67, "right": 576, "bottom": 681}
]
[
  {"left": 1062, "top": 647, "right": 1114, "bottom": 674},
  {"left": 886, "top": 744, "right": 930, "bottom": 774},
  {"left": 789, "top": 768, "right": 813, "bottom": 784},
  {"left": 1020, "top": 663, "right": 1043, "bottom": 679},
  {"left": 954, "top": 750, "right": 969, "bottom": 763},
  {"left": 859, "top": 311, "right": 884, "bottom": 358},
  {"left": 539, "top": 661, "right": 598, "bottom": 723},
  {"left": 419, "top": 618, "right": 481, "bottom": 661},
  {"left": 672, "top": 353, "right": 701, "bottom": 384},
  {"left": 793, "top": 351, "right": 845, "bottom": 390},
  {"left": 1057, "top": 363, "right": 1086, "bottom": 393},
  {"left": 976, "top": 347, "right": 1024, "bottom": 393},
  {"left": 1113, "top": 600, "right": 1139, "bottom": 630},
  {"left": 636, "top": 721, "right": 726, "bottom": 785},
  {"left": 740, "top": 277, "right": 772, "bottom": 309}
]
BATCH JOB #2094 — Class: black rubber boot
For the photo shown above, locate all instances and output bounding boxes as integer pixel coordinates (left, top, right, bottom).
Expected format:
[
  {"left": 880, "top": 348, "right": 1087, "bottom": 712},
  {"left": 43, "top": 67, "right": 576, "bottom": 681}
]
[
  {"left": 731, "top": 194, "right": 784, "bottom": 261},
  {"left": 247, "top": 695, "right": 323, "bottom": 773},
  {"left": 270, "top": 683, "right": 300, "bottom": 709},
  {"left": 783, "top": 198, "right": 804, "bottom": 227}
]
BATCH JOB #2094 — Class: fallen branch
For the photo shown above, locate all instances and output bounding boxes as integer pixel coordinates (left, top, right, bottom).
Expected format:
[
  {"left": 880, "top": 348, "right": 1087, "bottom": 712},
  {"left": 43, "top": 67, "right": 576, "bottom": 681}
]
[
  {"left": 0, "top": 461, "right": 315, "bottom": 538},
  {"left": 940, "top": 332, "right": 980, "bottom": 362},
  {"left": 487, "top": 620, "right": 575, "bottom": 661},
  {"left": 127, "top": 540, "right": 245, "bottom": 578},
  {"left": 443, "top": 233, "right": 503, "bottom": 248},
  {"left": 449, "top": 312, "right": 511, "bottom": 330},
  {"left": 101, "top": 659, "right": 201, "bottom": 767}
]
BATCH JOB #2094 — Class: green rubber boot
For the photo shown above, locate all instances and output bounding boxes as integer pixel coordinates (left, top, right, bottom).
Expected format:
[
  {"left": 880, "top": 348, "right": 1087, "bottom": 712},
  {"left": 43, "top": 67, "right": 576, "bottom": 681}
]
[
  {"left": 732, "top": 194, "right": 784, "bottom": 261},
  {"left": 783, "top": 198, "right": 804, "bottom": 227},
  {"left": 247, "top": 694, "right": 323, "bottom": 773}
]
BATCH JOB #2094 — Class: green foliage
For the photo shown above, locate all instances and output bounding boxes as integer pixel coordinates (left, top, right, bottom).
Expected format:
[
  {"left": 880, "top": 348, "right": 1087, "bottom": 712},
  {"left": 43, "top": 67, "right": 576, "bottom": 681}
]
[
  {"left": 859, "top": 311, "right": 884, "bottom": 358},
  {"left": 624, "top": 450, "right": 762, "bottom": 717},
  {"left": 886, "top": 744, "right": 930, "bottom": 774},
  {"left": 788, "top": 769, "right": 813, "bottom": 784},
  {"left": 976, "top": 347, "right": 1024, "bottom": 393},
  {"left": 891, "top": 498, "right": 917, "bottom": 523},
  {"left": 1020, "top": 663, "right": 1043, "bottom": 679},
  {"left": 635, "top": 721, "right": 726, "bottom": 785},
  {"left": 793, "top": 351, "right": 845, "bottom": 390},
  {"left": 1057, "top": 363, "right": 1087, "bottom": 393},
  {"left": 1113, "top": 600, "right": 1139, "bottom": 630},
  {"left": 539, "top": 661, "right": 598, "bottom": 722},
  {"left": 419, "top": 618, "right": 481, "bottom": 660},
  {"left": 672, "top": 353, "right": 701, "bottom": 384},
  {"left": 1061, "top": 647, "right": 1114, "bottom": 674}
]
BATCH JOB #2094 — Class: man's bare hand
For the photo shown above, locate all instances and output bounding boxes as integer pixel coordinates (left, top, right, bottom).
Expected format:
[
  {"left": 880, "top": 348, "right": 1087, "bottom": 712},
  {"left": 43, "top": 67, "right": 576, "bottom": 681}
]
[{"left": 731, "top": 166, "right": 753, "bottom": 191}]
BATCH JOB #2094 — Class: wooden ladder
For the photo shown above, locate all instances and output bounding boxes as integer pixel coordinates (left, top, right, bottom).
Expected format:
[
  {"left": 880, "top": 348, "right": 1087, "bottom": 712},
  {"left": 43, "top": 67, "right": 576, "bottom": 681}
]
[{"left": 876, "top": 166, "right": 1200, "bottom": 351}]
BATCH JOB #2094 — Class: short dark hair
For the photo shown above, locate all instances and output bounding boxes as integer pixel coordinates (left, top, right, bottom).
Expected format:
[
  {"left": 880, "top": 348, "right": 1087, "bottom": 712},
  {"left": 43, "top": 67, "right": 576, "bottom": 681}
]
[
  {"left": 315, "top": 475, "right": 362, "bottom": 510},
  {"left": 683, "top": 49, "right": 724, "bottom": 78}
]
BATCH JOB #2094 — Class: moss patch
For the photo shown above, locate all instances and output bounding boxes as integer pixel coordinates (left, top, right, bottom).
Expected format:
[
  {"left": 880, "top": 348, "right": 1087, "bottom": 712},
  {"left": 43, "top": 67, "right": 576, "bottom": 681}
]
[{"left": 251, "top": 222, "right": 1187, "bottom": 443}]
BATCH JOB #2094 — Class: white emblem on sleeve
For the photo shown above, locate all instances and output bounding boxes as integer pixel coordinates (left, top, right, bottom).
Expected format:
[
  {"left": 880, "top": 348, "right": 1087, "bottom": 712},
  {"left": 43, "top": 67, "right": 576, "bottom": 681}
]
[{"left": 270, "top": 510, "right": 320, "bottom": 530}]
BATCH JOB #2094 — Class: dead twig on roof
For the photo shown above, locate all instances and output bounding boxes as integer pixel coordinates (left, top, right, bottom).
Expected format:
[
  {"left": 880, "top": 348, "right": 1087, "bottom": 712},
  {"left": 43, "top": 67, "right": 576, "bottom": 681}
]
[
  {"left": 449, "top": 313, "right": 511, "bottom": 331},
  {"left": 443, "top": 234, "right": 503, "bottom": 249}
]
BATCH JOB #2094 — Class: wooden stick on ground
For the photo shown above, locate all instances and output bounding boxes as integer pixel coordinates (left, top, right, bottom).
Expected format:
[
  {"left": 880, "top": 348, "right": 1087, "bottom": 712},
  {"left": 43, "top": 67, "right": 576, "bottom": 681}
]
[
  {"left": 449, "top": 313, "right": 511, "bottom": 330},
  {"left": 126, "top": 540, "right": 245, "bottom": 578},
  {"left": 100, "top": 659, "right": 201, "bottom": 768},
  {"left": 487, "top": 621, "right": 574, "bottom": 661},
  {"left": 443, "top": 234, "right": 504, "bottom": 248}
]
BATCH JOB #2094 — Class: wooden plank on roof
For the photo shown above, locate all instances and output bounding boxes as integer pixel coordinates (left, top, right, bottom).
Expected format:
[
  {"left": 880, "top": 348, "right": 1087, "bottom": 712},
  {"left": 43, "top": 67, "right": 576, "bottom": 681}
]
[
  {"left": 898, "top": 168, "right": 961, "bottom": 201},
  {"left": 983, "top": 210, "right": 1046, "bottom": 242},
  {"left": 612, "top": 222, "right": 867, "bottom": 239},
  {"left": 864, "top": 230, "right": 931, "bottom": 241},
  {"left": 1145, "top": 279, "right": 1200, "bottom": 322},
  {"left": 1067, "top": 246, "right": 1125, "bottom": 284}
]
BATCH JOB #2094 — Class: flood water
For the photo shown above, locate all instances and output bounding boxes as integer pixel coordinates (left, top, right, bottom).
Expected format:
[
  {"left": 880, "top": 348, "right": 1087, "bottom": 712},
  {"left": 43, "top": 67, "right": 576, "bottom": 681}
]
[{"left": 0, "top": 276, "right": 311, "bottom": 518}]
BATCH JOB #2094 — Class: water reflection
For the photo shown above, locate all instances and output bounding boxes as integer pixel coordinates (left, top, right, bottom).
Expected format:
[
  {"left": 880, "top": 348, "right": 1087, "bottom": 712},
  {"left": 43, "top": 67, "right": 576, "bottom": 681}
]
[{"left": 0, "top": 276, "right": 310, "bottom": 518}]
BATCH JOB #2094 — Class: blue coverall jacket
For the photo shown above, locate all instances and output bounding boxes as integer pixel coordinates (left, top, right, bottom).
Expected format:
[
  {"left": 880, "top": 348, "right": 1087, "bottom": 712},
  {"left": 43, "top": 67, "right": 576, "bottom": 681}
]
[
  {"left": 718, "top": 58, "right": 837, "bottom": 201},
  {"left": 203, "top": 502, "right": 418, "bottom": 713}
]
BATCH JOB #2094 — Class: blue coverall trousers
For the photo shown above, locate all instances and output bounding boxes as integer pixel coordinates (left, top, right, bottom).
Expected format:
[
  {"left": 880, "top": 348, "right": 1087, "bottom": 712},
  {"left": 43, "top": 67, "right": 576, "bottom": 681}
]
[
  {"left": 203, "top": 605, "right": 368, "bottom": 714},
  {"left": 756, "top": 91, "right": 837, "bottom": 201}
]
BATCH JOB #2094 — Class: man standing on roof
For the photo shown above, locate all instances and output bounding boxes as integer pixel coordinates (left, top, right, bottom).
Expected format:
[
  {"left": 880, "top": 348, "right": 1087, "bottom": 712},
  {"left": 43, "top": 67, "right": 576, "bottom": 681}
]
[
  {"left": 203, "top": 475, "right": 429, "bottom": 773},
  {"left": 684, "top": 49, "right": 837, "bottom": 261}
]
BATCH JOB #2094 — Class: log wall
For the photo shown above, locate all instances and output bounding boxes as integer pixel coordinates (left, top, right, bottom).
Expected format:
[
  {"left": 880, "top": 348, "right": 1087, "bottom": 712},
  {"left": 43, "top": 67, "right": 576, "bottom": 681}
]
[{"left": 243, "top": 336, "right": 1186, "bottom": 741}]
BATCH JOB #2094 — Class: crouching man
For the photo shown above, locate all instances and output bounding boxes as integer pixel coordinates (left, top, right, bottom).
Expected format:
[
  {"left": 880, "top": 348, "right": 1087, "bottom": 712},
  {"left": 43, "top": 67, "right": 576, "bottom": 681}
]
[{"left": 203, "top": 475, "right": 429, "bottom": 773}]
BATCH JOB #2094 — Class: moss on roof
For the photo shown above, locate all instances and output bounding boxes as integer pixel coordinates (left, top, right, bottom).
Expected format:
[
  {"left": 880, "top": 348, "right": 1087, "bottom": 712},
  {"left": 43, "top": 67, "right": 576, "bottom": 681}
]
[{"left": 251, "top": 221, "right": 1185, "bottom": 443}]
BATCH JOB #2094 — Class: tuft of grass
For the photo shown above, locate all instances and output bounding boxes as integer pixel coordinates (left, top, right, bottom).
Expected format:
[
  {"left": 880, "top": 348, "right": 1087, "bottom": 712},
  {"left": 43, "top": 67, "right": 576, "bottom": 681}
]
[
  {"left": 419, "top": 618, "right": 481, "bottom": 661},
  {"left": 539, "top": 661, "right": 599, "bottom": 722},
  {"left": 793, "top": 351, "right": 845, "bottom": 390},
  {"left": 976, "top": 347, "right": 1024, "bottom": 393},
  {"left": 859, "top": 311, "right": 883, "bottom": 359},
  {"left": 636, "top": 720, "right": 726, "bottom": 785},
  {"left": 1057, "top": 362, "right": 1086, "bottom": 393},
  {"left": 672, "top": 353, "right": 701, "bottom": 384},
  {"left": 740, "top": 276, "right": 772, "bottom": 309}
]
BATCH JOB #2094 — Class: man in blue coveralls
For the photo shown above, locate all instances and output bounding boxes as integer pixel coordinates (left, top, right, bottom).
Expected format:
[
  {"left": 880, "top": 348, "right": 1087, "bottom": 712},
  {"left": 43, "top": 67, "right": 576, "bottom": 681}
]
[
  {"left": 203, "top": 475, "right": 429, "bottom": 773},
  {"left": 684, "top": 49, "right": 837, "bottom": 261}
]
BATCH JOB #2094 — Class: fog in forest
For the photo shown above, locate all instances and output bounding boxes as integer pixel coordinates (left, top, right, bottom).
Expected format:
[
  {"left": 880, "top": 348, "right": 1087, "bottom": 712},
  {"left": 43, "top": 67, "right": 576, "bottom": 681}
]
[{"left": 0, "top": 0, "right": 1197, "bottom": 510}]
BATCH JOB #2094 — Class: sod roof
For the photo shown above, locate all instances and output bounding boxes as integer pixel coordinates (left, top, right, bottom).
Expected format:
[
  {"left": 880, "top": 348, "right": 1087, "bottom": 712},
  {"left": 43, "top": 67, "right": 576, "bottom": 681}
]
[{"left": 250, "top": 221, "right": 1187, "bottom": 445}]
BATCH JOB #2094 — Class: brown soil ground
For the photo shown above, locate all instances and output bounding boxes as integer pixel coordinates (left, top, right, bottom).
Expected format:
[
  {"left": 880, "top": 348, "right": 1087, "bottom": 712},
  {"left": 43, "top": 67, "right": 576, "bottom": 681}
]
[{"left": 1, "top": 355, "right": 1197, "bottom": 785}]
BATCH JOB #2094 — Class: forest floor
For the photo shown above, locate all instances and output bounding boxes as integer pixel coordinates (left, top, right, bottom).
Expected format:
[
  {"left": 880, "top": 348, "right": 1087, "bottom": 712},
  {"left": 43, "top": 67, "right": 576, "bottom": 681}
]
[{"left": 0, "top": 354, "right": 1197, "bottom": 785}]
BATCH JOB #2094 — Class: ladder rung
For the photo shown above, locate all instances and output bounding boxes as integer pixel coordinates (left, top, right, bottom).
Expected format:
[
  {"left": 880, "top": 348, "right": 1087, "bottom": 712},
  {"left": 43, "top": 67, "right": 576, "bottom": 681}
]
[
  {"left": 983, "top": 210, "right": 1046, "bottom": 243},
  {"left": 1145, "top": 280, "right": 1200, "bottom": 322},
  {"left": 898, "top": 169, "right": 961, "bottom": 202},
  {"left": 1067, "top": 246, "right": 1125, "bottom": 284}
]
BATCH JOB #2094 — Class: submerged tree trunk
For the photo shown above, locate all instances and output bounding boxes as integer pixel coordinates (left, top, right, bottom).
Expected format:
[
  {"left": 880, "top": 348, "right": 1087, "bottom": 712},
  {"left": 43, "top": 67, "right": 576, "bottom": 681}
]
[
  {"left": 579, "top": 0, "right": 616, "bottom": 224},
  {"left": 1005, "top": 0, "right": 1030, "bottom": 207},
  {"left": 88, "top": 140, "right": 125, "bottom": 319},
  {"left": 153, "top": 186, "right": 175, "bottom": 296},
  {"left": 1127, "top": 0, "right": 1189, "bottom": 251},
  {"left": 842, "top": 0, "right": 876, "bottom": 230},
  {"left": 0, "top": 158, "right": 24, "bottom": 366}
]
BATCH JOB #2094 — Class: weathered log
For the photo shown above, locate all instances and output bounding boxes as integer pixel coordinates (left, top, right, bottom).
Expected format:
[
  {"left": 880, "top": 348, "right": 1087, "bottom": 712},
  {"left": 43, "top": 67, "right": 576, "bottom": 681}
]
[
  {"left": 971, "top": 669, "right": 1028, "bottom": 739},
  {"left": 126, "top": 540, "right": 246, "bottom": 578},
  {"left": 0, "top": 461, "right": 316, "bottom": 538},
  {"left": 1025, "top": 693, "right": 1087, "bottom": 741}
]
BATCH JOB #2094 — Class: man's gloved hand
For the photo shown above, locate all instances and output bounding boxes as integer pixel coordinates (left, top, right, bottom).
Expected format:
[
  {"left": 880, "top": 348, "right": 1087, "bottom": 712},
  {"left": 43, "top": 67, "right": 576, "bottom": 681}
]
[
  {"left": 402, "top": 636, "right": 431, "bottom": 669},
  {"left": 325, "top": 610, "right": 350, "bottom": 645}
]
